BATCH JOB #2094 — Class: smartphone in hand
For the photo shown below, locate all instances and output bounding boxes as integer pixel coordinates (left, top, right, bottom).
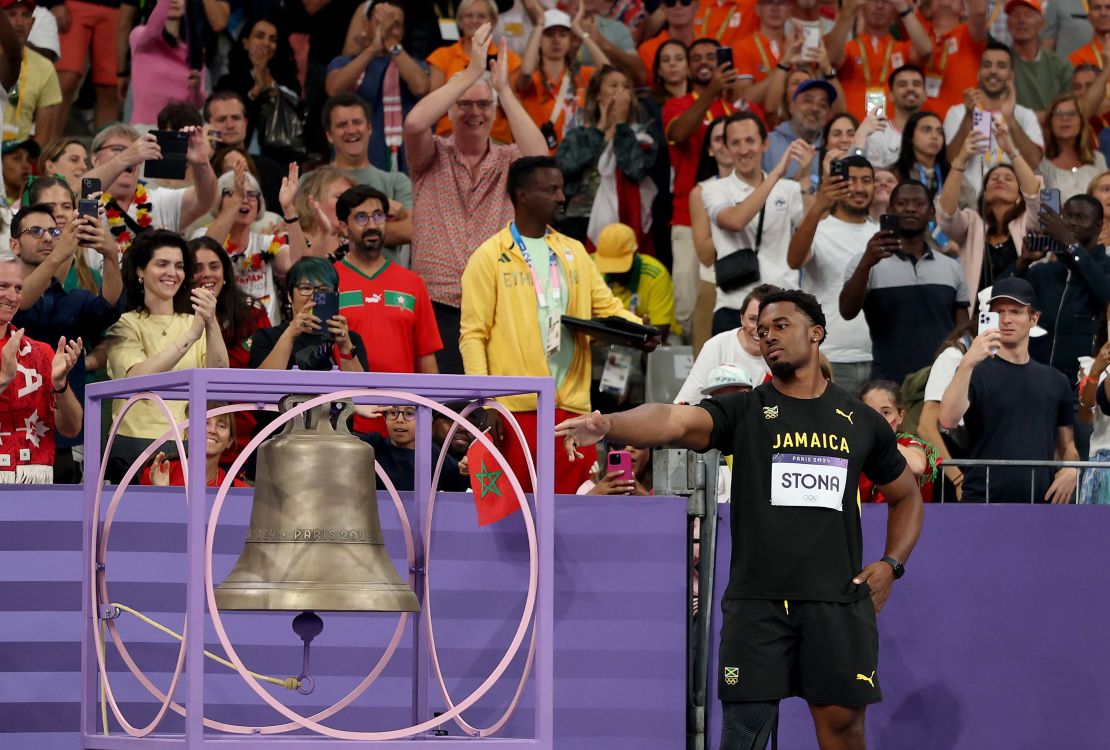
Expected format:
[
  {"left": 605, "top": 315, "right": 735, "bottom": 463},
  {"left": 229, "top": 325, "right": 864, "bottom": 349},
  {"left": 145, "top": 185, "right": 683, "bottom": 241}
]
[
  {"left": 80, "top": 177, "right": 101, "bottom": 200},
  {"left": 144, "top": 130, "right": 189, "bottom": 180},
  {"left": 607, "top": 449, "right": 633, "bottom": 483},
  {"left": 715, "top": 46, "right": 733, "bottom": 68},
  {"left": 312, "top": 290, "right": 340, "bottom": 327},
  {"left": 880, "top": 214, "right": 899, "bottom": 233}
]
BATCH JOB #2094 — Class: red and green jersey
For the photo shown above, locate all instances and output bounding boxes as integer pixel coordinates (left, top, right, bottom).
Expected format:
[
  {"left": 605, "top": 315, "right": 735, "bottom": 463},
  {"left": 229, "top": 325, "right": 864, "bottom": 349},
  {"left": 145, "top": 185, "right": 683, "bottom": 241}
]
[{"left": 335, "top": 258, "right": 442, "bottom": 374}]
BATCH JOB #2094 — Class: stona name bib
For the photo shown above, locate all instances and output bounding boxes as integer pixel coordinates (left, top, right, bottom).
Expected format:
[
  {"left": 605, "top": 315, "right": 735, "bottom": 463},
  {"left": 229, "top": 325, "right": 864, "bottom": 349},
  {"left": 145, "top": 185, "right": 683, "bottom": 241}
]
[{"left": 770, "top": 453, "right": 849, "bottom": 512}]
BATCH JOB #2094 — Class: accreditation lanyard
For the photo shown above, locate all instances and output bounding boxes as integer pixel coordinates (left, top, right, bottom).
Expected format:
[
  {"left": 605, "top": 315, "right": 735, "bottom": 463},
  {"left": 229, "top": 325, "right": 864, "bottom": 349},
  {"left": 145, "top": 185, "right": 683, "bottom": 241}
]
[
  {"left": 858, "top": 35, "right": 894, "bottom": 89},
  {"left": 699, "top": 4, "right": 736, "bottom": 41},
  {"left": 916, "top": 163, "right": 942, "bottom": 195},
  {"left": 510, "top": 222, "right": 562, "bottom": 356},
  {"left": 925, "top": 33, "right": 957, "bottom": 99},
  {"left": 753, "top": 34, "right": 780, "bottom": 74}
]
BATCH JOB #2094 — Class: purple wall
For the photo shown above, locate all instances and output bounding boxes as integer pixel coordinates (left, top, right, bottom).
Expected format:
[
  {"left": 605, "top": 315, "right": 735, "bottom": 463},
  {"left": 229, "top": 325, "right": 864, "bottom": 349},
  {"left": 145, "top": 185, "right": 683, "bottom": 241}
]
[
  {"left": 0, "top": 487, "right": 686, "bottom": 748},
  {"left": 710, "top": 504, "right": 1110, "bottom": 749}
]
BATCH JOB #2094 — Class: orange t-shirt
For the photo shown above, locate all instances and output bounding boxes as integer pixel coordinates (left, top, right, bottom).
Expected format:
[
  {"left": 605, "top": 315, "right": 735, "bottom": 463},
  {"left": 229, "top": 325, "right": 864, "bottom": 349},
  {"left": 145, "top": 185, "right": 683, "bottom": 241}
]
[
  {"left": 518, "top": 66, "right": 595, "bottom": 149},
  {"left": 638, "top": 30, "right": 671, "bottom": 83},
  {"left": 1070, "top": 42, "right": 1106, "bottom": 69},
  {"left": 838, "top": 34, "right": 912, "bottom": 122},
  {"left": 733, "top": 31, "right": 783, "bottom": 86},
  {"left": 427, "top": 40, "right": 523, "bottom": 145},
  {"left": 924, "top": 23, "right": 986, "bottom": 118},
  {"left": 693, "top": 0, "right": 759, "bottom": 47}
]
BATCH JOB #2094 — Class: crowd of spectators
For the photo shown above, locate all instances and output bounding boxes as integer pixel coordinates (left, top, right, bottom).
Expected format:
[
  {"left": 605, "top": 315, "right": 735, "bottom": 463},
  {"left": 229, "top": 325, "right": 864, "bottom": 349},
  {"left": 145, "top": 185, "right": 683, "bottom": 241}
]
[{"left": 2, "top": 0, "right": 1110, "bottom": 503}]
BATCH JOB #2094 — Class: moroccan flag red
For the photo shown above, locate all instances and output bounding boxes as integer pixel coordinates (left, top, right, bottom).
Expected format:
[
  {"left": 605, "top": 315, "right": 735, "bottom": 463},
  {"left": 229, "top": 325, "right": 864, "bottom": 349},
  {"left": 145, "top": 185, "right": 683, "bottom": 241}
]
[{"left": 467, "top": 432, "right": 520, "bottom": 526}]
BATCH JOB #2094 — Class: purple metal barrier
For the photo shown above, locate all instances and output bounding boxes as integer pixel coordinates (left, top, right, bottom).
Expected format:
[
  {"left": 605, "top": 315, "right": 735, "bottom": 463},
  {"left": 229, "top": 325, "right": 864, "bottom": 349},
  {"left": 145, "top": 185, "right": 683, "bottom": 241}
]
[{"left": 709, "top": 504, "right": 1110, "bottom": 749}]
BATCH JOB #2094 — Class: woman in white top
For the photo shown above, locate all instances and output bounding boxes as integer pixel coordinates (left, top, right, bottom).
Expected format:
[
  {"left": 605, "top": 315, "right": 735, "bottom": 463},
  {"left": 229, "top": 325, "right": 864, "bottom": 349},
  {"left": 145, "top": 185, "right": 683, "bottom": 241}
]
[
  {"left": 689, "top": 114, "right": 732, "bottom": 355},
  {"left": 105, "top": 230, "right": 229, "bottom": 483},
  {"left": 673, "top": 284, "right": 775, "bottom": 404},
  {"left": 1038, "top": 93, "right": 1107, "bottom": 202}
]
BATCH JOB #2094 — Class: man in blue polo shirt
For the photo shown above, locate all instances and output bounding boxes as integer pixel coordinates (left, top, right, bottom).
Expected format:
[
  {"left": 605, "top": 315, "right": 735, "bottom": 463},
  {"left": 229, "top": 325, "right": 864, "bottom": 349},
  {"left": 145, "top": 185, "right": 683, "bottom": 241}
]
[{"left": 839, "top": 181, "right": 970, "bottom": 383}]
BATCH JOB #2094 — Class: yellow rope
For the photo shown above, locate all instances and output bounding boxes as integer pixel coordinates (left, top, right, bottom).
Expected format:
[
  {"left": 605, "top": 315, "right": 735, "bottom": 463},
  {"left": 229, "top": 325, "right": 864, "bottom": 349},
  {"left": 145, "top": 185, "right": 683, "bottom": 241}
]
[{"left": 107, "top": 603, "right": 301, "bottom": 691}]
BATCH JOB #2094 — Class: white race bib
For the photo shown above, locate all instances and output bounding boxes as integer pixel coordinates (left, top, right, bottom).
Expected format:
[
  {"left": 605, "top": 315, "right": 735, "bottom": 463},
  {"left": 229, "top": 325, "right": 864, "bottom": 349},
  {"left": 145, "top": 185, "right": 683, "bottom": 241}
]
[{"left": 770, "top": 454, "right": 848, "bottom": 512}]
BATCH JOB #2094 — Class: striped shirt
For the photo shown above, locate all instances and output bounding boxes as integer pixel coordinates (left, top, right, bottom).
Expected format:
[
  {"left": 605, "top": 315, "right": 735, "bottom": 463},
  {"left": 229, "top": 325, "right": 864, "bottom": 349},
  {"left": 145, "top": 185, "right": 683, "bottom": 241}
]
[{"left": 411, "top": 136, "right": 521, "bottom": 308}]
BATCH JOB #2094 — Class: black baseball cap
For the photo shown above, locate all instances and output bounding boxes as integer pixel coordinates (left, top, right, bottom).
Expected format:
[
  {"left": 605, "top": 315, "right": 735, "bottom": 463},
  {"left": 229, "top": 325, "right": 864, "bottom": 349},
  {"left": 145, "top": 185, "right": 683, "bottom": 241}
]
[{"left": 988, "top": 277, "right": 1035, "bottom": 306}]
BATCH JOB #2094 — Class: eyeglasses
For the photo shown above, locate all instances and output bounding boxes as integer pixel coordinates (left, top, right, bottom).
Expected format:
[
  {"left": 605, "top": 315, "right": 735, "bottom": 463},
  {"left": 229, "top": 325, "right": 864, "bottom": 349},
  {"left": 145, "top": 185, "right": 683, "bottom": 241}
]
[
  {"left": 222, "top": 189, "right": 261, "bottom": 201},
  {"left": 95, "top": 144, "right": 127, "bottom": 155},
  {"left": 663, "top": 0, "right": 694, "bottom": 6},
  {"left": 352, "top": 210, "right": 387, "bottom": 226},
  {"left": 293, "top": 283, "right": 335, "bottom": 296},
  {"left": 1052, "top": 109, "right": 1080, "bottom": 119},
  {"left": 16, "top": 226, "right": 62, "bottom": 239},
  {"left": 384, "top": 409, "right": 417, "bottom": 421},
  {"left": 455, "top": 99, "right": 494, "bottom": 111}
]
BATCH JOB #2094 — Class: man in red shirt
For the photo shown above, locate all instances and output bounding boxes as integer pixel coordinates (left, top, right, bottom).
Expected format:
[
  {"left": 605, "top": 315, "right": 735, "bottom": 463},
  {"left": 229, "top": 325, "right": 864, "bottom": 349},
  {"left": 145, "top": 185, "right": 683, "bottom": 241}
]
[
  {"left": 826, "top": 0, "right": 932, "bottom": 121},
  {"left": 334, "top": 186, "right": 442, "bottom": 432},
  {"left": 0, "top": 258, "right": 83, "bottom": 484},
  {"left": 664, "top": 38, "right": 736, "bottom": 340},
  {"left": 922, "top": 0, "right": 989, "bottom": 115}
]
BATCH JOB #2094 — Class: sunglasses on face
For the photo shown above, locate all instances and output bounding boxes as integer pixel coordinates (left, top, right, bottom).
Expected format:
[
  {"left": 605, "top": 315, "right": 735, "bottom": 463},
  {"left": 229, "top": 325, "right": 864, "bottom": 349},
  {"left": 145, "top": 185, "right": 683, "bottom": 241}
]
[
  {"left": 17, "top": 226, "right": 62, "bottom": 239},
  {"left": 663, "top": 0, "right": 694, "bottom": 6},
  {"left": 352, "top": 210, "right": 387, "bottom": 226}
]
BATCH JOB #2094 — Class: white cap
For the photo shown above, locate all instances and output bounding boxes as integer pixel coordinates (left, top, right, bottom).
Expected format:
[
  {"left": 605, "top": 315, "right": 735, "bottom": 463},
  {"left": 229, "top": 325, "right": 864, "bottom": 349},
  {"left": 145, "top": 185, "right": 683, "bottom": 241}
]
[
  {"left": 701, "top": 364, "right": 755, "bottom": 396},
  {"left": 543, "top": 9, "right": 572, "bottom": 30}
]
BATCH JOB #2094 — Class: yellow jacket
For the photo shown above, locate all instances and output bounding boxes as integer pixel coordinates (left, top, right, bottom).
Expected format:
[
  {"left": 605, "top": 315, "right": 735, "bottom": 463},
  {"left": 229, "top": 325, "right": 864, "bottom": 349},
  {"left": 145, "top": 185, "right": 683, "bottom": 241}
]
[{"left": 460, "top": 224, "right": 641, "bottom": 414}]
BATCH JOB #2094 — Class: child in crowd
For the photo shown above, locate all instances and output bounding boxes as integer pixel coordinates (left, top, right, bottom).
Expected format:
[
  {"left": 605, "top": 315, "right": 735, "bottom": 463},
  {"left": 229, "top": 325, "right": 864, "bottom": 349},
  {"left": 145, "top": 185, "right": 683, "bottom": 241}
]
[{"left": 858, "top": 380, "right": 941, "bottom": 502}]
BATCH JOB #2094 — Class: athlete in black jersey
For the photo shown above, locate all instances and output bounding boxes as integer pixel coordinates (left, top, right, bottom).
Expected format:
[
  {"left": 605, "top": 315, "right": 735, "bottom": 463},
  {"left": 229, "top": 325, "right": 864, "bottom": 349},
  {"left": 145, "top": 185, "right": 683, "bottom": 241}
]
[{"left": 556, "top": 290, "right": 924, "bottom": 750}]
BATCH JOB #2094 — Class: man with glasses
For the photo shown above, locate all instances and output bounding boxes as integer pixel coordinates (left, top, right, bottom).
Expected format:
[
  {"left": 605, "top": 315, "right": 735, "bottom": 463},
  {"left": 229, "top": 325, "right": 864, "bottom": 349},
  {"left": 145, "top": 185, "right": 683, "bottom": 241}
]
[
  {"left": 3, "top": 209, "right": 104, "bottom": 483},
  {"left": 83, "top": 123, "right": 217, "bottom": 256},
  {"left": 334, "top": 184, "right": 441, "bottom": 432},
  {"left": 322, "top": 94, "right": 413, "bottom": 260},
  {"left": 404, "top": 21, "right": 547, "bottom": 374}
]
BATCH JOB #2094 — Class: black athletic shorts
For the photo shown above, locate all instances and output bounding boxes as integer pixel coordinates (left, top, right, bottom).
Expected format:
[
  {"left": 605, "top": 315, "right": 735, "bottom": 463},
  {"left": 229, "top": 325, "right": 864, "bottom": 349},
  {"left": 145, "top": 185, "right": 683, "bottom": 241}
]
[{"left": 717, "top": 597, "right": 881, "bottom": 706}]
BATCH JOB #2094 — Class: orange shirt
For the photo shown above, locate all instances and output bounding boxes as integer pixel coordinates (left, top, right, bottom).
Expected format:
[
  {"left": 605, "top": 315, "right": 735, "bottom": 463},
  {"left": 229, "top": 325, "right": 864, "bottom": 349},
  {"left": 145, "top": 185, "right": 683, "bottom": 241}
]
[
  {"left": 519, "top": 66, "right": 595, "bottom": 149},
  {"left": 1070, "top": 42, "right": 1105, "bottom": 69},
  {"left": 838, "top": 34, "right": 911, "bottom": 122},
  {"left": 638, "top": 30, "right": 671, "bottom": 83},
  {"left": 427, "top": 40, "right": 523, "bottom": 145},
  {"left": 924, "top": 23, "right": 986, "bottom": 118},
  {"left": 693, "top": 0, "right": 759, "bottom": 47},
  {"left": 733, "top": 31, "right": 783, "bottom": 86}
]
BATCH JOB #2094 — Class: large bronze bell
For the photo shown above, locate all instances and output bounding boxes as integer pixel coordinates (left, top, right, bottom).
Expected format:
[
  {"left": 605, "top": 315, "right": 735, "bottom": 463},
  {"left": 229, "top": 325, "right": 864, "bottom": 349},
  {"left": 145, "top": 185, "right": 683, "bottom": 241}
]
[{"left": 215, "top": 396, "right": 420, "bottom": 612}]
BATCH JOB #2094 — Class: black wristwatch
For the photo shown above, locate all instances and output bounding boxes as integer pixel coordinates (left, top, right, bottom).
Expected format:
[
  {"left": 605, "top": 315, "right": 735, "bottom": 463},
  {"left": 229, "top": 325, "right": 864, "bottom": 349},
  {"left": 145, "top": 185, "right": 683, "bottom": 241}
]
[{"left": 880, "top": 555, "right": 905, "bottom": 579}]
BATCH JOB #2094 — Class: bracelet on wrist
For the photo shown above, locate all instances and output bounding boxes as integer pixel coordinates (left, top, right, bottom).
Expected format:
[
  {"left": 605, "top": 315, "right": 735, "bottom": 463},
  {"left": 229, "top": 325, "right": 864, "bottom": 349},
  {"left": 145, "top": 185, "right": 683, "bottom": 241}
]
[
  {"left": 823, "top": 70, "right": 837, "bottom": 80},
  {"left": 53, "top": 380, "right": 69, "bottom": 395},
  {"left": 899, "top": 7, "right": 913, "bottom": 17},
  {"left": 952, "top": 163, "right": 967, "bottom": 171},
  {"left": 777, "top": 62, "right": 791, "bottom": 72},
  {"left": 284, "top": 215, "right": 299, "bottom": 223}
]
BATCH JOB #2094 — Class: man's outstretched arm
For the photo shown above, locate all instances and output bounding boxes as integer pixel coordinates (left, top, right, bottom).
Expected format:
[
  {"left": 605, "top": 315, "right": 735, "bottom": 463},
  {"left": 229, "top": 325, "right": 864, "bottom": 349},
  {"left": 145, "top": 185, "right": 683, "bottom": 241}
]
[{"left": 555, "top": 404, "right": 715, "bottom": 460}]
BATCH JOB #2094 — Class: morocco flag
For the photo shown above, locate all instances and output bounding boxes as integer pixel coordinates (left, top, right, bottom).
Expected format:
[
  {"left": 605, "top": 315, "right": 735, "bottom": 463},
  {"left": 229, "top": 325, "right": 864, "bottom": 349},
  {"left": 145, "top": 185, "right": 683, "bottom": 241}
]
[{"left": 467, "top": 433, "right": 519, "bottom": 526}]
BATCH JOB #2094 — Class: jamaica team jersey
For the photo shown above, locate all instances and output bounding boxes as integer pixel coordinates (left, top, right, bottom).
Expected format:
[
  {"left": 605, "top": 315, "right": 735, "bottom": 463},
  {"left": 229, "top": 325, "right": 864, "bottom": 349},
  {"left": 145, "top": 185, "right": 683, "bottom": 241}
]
[{"left": 699, "top": 382, "right": 905, "bottom": 603}]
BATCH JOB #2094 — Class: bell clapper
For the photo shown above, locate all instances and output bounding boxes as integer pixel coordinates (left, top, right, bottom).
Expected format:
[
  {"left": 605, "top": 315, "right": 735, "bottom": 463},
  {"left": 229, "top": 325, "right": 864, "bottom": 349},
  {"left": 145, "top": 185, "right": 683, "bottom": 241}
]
[{"left": 292, "top": 610, "right": 324, "bottom": 695}]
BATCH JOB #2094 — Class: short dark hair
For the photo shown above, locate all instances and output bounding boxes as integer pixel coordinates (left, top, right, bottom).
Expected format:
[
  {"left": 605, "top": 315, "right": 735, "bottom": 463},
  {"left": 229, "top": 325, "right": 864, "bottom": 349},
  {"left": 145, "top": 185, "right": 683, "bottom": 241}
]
[
  {"left": 723, "top": 111, "right": 767, "bottom": 143},
  {"left": 841, "top": 154, "right": 874, "bottom": 173},
  {"left": 888, "top": 64, "right": 925, "bottom": 90},
  {"left": 889, "top": 179, "right": 931, "bottom": 203},
  {"left": 688, "top": 37, "right": 721, "bottom": 52},
  {"left": 24, "top": 175, "right": 73, "bottom": 208},
  {"left": 335, "top": 185, "right": 389, "bottom": 223},
  {"left": 758, "top": 289, "right": 827, "bottom": 341},
  {"left": 322, "top": 93, "right": 373, "bottom": 131},
  {"left": 158, "top": 100, "right": 204, "bottom": 130},
  {"left": 506, "top": 156, "right": 559, "bottom": 205},
  {"left": 204, "top": 90, "right": 248, "bottom": 122},
  {"left": 982, "top": 39, "right": 1014, "bottom": 64},
  {"left": 122, "top": 230, "right": 195, "bottom": 315},
  {"left": 11, "top": 203, "right": 56, "bottom": 236},
  {"left": 1066, "top": 192, "right": 1105, "bottom": 222}
]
